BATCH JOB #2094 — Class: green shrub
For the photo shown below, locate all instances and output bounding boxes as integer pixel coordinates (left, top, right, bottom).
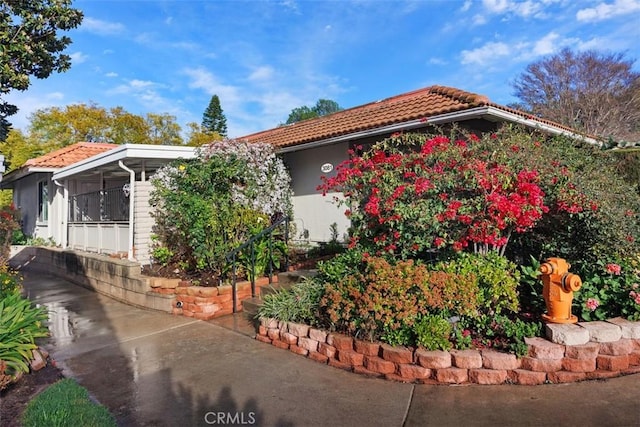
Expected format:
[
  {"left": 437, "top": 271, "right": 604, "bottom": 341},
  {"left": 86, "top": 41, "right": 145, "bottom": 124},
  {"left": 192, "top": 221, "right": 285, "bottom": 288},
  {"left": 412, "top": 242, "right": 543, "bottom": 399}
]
[
  {"left": 574, "top": 256, "right": 640, "bottom": 321},
  {"left": 414, "top": 314, "right": 452, "bottom": 351},
  {"left": 436, "top": 252, "right": 520, "bottom": 316},
  {"left": 22, "top": 378, "right": 116, "bottom": 427},
  {"left": 517, "top": 255, "right": 546, "bottom": 316},
  {"left": 315, "top": 248, "right": 365, "bottom": 285},
  {"left": 0, "top": 293, "right": 48, "bottom": 383},
  {"left": 257, "top": 278, "right": 324, "bottom": 326},
  {"left": 150, "top": 140, "right": 293, "bottom": 279},
  {"left": 320, "top": 256, "right": 478, "bottom": 343},
  {"left": 458, "top": 314, "right": 542, "bottom": 357},
  {"left": 0, "top": 263, "right": 21, "bottom": 299}
]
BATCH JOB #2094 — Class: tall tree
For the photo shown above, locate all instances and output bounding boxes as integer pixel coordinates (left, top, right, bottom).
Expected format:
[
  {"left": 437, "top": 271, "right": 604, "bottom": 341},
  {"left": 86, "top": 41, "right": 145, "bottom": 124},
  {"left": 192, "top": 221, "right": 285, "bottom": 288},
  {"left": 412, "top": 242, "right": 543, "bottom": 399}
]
[
  {"left": 285, "top": 99, "right": 342, "bottom": 124},
  {"left": 145, "top": 113, "right": 183, "bottom": 145},
  {"left": 185, "top": 122, "right": 221, "bottom": 147},
  {"left": 201, "top": 95, "right": 227, "bottom": 137},
  {"left": 0, "top": 0, "right": 83, "bottom": 141},
  {"left": 512, "top": 48, "right": 640, "bottom": 142}
]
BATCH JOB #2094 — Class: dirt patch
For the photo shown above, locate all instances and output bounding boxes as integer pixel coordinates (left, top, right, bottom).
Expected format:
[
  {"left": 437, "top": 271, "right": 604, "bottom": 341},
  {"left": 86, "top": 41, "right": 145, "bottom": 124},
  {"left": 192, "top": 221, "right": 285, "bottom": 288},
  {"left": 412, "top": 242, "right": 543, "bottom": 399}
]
[{"left": 0, "top": 363, "right": 64, "bottom": 427}]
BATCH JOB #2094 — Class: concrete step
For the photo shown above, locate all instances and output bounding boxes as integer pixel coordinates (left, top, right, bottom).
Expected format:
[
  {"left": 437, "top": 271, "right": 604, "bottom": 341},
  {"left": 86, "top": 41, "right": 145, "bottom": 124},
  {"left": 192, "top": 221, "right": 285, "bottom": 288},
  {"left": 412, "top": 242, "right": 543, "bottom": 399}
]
[
  {"left": 277, "top": 269, "right": 317, "bottom": 286},
  {"left": 241, "top": 297, "right": 263, "bottom": 317}
]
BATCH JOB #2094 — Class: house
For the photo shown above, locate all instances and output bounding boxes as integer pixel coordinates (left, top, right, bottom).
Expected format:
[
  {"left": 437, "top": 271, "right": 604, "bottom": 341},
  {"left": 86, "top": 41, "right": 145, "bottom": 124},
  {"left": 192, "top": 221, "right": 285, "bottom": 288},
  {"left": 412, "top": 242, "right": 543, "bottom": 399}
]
[
  {"left": 0, "top": 142, "right": 118, "bottom": 242},
  {"left": 240, "top": 85, "right": 598, "bottom": 243},
  {"left": 3, "top": 85, "right": 596, "bottom": 266},
  {"left": 1, "top": 142, "right": 196, "bottom": 264}
]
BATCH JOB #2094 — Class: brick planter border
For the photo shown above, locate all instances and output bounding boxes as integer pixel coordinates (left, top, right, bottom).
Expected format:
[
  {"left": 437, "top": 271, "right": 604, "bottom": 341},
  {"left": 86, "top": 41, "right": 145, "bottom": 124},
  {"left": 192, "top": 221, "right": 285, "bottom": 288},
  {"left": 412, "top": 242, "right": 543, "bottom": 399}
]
[{"left": 255, "top": 317, "right": 640, "bottom": 385}]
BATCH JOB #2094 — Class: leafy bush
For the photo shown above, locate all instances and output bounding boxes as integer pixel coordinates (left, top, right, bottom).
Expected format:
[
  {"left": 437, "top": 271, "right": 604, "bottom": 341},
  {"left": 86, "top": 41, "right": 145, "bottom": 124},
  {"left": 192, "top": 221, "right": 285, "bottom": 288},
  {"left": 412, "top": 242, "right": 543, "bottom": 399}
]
[
  {"left": 150, "top": 140, "right": 293, "bottom": 279},
  {"left": 0, "top": 263, "right": 21, "bottom": 299},
  {"left": 574, "top": 257, "right": 640, "bottom": 321},
  {"left": 414, "top": 314, "right": 452, "bottom": 351},
  {"left": 257, "top": 278, "right": 324, "bottom": 326},
  {"left": 457, "top": 314, "right": 542, "bottom": 357},
  {"left": 319, "top": 126, "right": 640, "bottom": 270},
  {"left": 435, "top": 252, "right": 520, "bottom": 316},
  {"left": 319, "top": 256, "right": 478, "bottom": 343},
  {"left": 0, "top": 293, "right": 48, "bottom": 384},
  {"left": 22, "top": 378, "right": 116, "bottom": 427},
  {"left": 0, "top": 203, "right": 20, "bottom": 261},
  {"left": 517, "top": 255, "right": 546, "bottom": 316}
]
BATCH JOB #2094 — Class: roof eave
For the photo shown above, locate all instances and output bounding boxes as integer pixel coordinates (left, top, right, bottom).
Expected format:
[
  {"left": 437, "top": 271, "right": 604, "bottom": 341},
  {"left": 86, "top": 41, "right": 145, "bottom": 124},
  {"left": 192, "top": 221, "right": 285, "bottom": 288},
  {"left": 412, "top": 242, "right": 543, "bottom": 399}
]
[
  {"left": 52, "top": 144, "right": 197, "bottom": 180},
  {"left": 276, "top": 106, "right": 601, "bottom": 153},
  {"left": 0, "top": 166, "right": 58, "bottom": 188}
]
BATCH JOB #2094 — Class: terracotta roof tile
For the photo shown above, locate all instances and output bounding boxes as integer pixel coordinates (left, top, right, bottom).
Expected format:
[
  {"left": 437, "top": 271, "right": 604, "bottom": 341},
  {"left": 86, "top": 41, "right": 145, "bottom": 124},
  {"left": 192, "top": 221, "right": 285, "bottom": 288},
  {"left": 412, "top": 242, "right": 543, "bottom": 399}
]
[
  {"left": 24, "top": 142, "right": 118, "bottom": 168},
  {"left": 240, "top": 85, "right": 583, "bottom": 148}
]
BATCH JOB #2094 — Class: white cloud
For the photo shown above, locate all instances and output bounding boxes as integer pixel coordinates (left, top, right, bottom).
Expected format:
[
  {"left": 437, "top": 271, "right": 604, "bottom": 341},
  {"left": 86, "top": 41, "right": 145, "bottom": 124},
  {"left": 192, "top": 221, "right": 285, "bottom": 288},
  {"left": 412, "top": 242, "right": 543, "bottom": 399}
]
[
  {"left": 105, "top": 72, "right": 118, "bottom": 78},
  {"left": 482, "top": 0, "right": 548, "bottom": 18},
  {"left": 460, "top": 41, "right": 510, "bottom": 65},
  {"left": 428, "top": 57, "right": 448, "bottom": 65},
  {"left": 532, "top": 32, "right": 560, "bottom": 56},
  {"left": 248, "top": 66, "right": 275, "bottom": 82},
  {"left": 69, "top": 52, "right": 88, "bottom": 64},
  {"left": 182, "top": 67, "right": 240, "bottom": 105},
  {"left": 576, "top": 0, "right": 640, "bottom": 22},
  {"left": 461, "top": 0, "right": 473, "bottom": 12},
  {"left": 472, "top": 14, "right": 487, "bottom": 25},
  {"left": 82, "top": 17, "right": 125, "bottom": 35},
  {"left": 483, "top": 0, "right": 509, "bottom": 13}
]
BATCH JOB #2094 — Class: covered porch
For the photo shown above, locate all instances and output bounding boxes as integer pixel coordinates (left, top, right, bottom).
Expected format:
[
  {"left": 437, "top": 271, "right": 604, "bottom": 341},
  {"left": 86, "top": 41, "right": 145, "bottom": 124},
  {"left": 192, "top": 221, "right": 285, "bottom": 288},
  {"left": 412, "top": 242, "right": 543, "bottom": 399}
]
[{"left": 52, "top": 144, "right": 196, "bottom": 264}]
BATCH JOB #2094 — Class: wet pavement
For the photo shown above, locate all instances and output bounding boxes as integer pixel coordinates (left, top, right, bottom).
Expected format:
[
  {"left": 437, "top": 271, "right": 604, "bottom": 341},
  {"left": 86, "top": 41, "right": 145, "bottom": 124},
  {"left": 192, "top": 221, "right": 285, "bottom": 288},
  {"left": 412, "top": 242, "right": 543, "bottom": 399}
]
[{"left": 19, "top": 272, "right": 640, "bottom": 426}]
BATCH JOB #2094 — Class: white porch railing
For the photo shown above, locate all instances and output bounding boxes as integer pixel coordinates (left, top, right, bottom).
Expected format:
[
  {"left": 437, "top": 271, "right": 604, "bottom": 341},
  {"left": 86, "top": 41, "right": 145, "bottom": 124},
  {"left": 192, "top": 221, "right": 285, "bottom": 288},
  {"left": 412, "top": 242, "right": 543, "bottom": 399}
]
[{"left": 68, "top": 187, "right": 130, "bottom": 255}]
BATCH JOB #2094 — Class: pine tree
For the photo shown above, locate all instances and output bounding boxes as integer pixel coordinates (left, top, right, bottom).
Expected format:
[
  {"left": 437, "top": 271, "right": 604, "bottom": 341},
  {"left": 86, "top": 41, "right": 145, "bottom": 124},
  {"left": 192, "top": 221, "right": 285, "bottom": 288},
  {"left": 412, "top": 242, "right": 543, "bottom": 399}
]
[{"left": 202, "top": 95, "right": 228, "bottom": 137}]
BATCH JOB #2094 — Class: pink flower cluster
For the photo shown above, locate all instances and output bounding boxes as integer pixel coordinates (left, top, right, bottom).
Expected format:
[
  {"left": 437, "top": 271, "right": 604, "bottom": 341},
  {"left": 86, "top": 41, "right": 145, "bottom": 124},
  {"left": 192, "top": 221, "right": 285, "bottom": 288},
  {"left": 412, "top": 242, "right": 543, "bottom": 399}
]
[
  {"left": 605, "top": 263, "right": 622, "bottom": 275},
  {"left": 586, "top": 298, "right": 600, "bottom": 311},
  {"left": 630, "top": 290, "right": 640, "bottom": 305}
]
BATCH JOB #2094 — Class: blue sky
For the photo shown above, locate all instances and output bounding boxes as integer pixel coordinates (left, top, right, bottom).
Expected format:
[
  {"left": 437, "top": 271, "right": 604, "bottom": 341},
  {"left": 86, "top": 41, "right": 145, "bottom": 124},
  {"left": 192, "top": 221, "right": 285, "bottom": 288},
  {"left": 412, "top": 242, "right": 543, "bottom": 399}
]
[{"left": 7, "top": 0, "right": 640, "bottom": 138}]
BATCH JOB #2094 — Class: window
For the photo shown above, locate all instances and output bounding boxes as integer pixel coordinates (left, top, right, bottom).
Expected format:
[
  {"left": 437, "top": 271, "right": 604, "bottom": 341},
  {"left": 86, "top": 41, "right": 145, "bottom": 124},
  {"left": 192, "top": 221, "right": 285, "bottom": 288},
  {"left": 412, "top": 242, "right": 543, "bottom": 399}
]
[{"left": 38, "top": 181, "right": 48, "bottom": 222}]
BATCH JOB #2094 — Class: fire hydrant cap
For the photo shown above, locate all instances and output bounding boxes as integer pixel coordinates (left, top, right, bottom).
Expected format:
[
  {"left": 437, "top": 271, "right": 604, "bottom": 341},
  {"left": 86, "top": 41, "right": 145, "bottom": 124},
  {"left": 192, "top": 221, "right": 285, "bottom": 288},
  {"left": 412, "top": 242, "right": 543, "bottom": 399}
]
[{"left": 563, "top": 273, "right": 582, "bottom": 292}]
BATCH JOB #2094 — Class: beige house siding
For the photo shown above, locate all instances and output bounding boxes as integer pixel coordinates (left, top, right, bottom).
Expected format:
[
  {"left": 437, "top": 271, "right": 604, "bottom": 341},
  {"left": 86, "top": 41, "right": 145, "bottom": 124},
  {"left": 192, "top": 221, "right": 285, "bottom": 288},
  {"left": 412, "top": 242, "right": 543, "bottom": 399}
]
[{"left": 134, "top": 181, "right": 155, "bottom": 265}]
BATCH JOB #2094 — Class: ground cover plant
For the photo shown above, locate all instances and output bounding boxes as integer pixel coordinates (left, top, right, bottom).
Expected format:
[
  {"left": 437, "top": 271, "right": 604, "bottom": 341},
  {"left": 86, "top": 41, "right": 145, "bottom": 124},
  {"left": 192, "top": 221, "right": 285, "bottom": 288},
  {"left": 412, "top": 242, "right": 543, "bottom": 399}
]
[
  {"left": 258, "top": 127, "right": 640, "bottom": 356},
  {"left": 21, "top": 378, "right": 116, "bottom": 427},
  {"left": 149, "top": 139, "right": 292, "bottom": 284}
]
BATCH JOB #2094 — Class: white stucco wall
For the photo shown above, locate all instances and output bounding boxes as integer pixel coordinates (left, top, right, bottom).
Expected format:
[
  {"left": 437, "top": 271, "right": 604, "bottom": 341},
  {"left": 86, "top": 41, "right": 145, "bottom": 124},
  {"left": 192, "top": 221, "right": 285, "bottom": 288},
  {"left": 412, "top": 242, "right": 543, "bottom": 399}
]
[{"left": 282, "top": 142, "right": 351, "bottom": 243}]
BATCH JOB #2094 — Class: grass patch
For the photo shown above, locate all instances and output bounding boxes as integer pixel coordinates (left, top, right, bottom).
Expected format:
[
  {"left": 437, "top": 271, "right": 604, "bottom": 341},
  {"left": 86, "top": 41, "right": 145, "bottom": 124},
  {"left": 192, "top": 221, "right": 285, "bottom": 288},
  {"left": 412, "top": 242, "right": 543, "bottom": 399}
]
[{"left": 21, "top": 378, "right": 116, "bottom": 427}]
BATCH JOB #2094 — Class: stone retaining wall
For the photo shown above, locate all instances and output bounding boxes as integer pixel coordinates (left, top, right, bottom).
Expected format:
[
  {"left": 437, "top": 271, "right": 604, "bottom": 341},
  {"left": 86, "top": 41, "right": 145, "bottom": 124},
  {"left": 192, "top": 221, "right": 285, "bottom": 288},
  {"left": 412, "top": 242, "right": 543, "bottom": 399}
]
[
  {"left": 9, "top": 246, "right": 174, "bottom": 312},
  {"left": 152, "top": 276, "right": 277, "bottom": 320},
  {"left": 255, "top": 317, "right": 640, "bottom": 385}
]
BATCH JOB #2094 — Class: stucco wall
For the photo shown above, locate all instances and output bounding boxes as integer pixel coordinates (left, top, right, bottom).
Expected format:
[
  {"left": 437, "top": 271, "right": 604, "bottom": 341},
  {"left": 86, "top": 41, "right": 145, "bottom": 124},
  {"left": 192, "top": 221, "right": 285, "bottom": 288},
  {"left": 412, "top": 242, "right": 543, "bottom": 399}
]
[{"left": 282, "top": 143, "right": 350, "bottom": 243}]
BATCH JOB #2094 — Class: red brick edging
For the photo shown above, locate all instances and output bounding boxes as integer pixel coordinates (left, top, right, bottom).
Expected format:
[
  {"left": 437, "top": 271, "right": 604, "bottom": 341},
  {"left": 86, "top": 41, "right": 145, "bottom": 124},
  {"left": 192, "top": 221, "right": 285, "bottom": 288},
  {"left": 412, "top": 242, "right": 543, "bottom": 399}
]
[{"left": 255, "top": 318, "right": 640, "bottom": 385}]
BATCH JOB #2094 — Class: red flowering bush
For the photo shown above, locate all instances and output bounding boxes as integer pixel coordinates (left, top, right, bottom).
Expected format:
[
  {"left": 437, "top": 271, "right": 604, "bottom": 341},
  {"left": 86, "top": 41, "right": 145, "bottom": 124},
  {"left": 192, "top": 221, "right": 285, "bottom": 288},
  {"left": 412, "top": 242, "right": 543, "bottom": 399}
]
[
  {"left": 320, "top": 127, "right": 640, "bottom": 265},
  {"left": 319, "top": 130, "right": 554, "bottom": 259}
]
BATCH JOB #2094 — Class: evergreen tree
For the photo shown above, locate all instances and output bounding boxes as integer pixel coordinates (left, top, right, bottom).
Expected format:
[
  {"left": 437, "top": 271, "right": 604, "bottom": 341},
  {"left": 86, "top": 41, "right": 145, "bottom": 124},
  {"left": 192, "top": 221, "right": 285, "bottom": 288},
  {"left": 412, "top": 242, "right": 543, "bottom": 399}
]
[{"left": 202, "top": 95, "right": 228, "bottom": 137}]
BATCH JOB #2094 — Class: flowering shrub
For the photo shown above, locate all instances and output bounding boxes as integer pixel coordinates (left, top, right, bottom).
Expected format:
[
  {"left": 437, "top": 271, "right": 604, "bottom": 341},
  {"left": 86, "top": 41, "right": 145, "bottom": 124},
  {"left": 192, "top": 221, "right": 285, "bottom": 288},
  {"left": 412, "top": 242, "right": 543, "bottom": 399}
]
[
  {"left": 199, "top": 139, "right": 292, "bottom": 217},
  {"left": 319, "top": 254, "right": 479, "bottom": 344},
  {"left": 320, "top": 127, "right": 640, "bottom": 266},
  {"left": 150, "top": 139, "right": 292, "bottom": 279},
  {"left": 575, "top": 257, "right": 640, "bottom": 321},
  {"left": 319, "top": 130, "right": 559, "bottom": 259},
  {"left": 0, "top": 203, "right": 20, "bottom": 263}
]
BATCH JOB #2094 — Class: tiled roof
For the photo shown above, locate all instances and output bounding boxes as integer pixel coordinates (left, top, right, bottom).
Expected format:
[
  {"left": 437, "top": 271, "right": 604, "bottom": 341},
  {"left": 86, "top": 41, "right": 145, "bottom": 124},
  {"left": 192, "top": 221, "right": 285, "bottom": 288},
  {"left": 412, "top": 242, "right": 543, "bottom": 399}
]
[
  {"left": 23, "top": 142, "right": 118, "bottom": 168},
  {"left": 240, "top": 85, "right": 581, "bottom": 148}
]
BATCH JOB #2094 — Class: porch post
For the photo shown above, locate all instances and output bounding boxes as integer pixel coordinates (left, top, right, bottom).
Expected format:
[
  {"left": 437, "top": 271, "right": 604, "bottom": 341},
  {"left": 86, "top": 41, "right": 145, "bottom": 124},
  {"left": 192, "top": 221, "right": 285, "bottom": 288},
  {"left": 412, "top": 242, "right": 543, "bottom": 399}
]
[{"left": 118, "top": 161, "right": 136, "bottom": 261}]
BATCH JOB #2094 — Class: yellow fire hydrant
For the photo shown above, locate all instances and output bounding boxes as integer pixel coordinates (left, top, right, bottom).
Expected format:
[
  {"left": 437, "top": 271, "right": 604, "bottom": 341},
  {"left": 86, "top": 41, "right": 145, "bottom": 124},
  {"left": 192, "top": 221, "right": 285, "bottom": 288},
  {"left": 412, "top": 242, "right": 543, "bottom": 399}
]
[{"left": 540, "top": 257, "right": 582, "bottom": 324}]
